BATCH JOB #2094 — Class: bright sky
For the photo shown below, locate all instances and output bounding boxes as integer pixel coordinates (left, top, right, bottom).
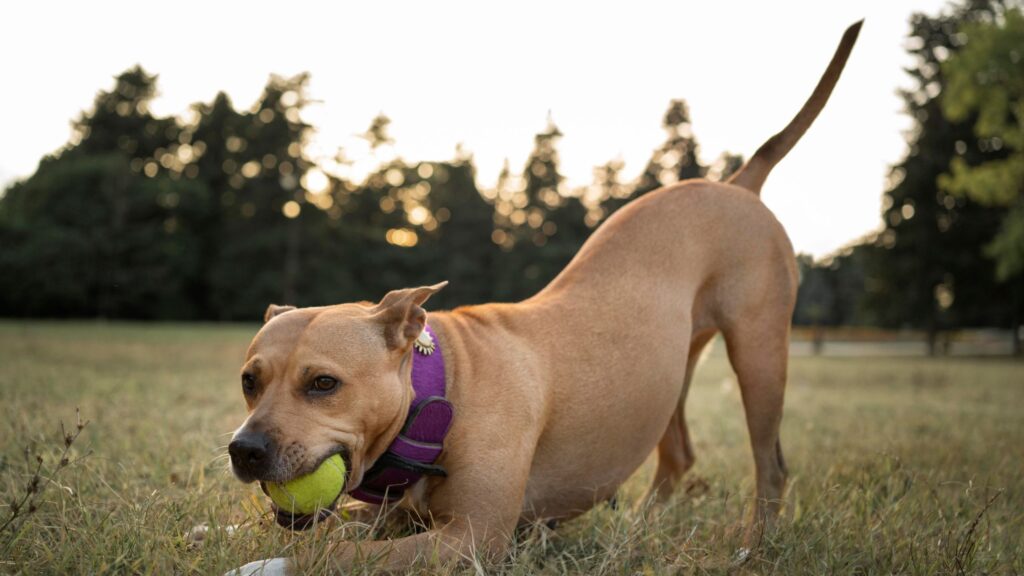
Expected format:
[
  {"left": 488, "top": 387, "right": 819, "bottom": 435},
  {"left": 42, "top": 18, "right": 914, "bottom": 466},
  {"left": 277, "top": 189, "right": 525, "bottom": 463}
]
[{"left": 0, "top": 0, "right": 948, "bottom": 257}]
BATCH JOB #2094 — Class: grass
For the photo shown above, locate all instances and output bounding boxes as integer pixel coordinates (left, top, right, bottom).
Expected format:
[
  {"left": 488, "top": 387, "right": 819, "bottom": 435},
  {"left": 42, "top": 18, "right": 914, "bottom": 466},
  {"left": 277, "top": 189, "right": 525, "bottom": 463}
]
[{"left": 0, "top": 321, "right": 1021, "bottom": 574}]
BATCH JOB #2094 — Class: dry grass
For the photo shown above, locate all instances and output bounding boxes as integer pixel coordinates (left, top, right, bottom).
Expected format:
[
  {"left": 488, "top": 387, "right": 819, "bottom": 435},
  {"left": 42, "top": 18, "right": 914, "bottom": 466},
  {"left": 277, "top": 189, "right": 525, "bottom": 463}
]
[{"left": 1, "top": 321, "right": 1021, "bottom": 574}]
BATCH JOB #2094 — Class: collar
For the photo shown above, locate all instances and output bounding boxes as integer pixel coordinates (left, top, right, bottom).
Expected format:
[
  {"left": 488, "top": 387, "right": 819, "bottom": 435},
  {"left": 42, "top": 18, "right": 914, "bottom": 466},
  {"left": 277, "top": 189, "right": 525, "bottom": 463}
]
[{"left": 350, "top": 324, "right": 454, "bottom": 505}]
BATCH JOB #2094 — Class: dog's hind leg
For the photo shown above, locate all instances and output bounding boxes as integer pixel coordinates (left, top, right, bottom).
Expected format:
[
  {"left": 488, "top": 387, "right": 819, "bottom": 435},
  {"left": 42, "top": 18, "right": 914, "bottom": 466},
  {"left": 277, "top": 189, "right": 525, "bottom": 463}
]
[
  {"left": 723, "top": 315, "right": 790, "bottom": 531},
  {"left": 648, "top": 329, "right": 717, "bottom": 502}
]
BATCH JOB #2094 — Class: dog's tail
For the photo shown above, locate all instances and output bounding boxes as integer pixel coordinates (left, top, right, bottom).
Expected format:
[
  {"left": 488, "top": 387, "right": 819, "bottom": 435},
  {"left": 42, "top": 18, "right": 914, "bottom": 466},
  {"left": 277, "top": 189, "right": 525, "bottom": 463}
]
[{"left": 728, "top": 20, "right": 863, "bottom": 195}]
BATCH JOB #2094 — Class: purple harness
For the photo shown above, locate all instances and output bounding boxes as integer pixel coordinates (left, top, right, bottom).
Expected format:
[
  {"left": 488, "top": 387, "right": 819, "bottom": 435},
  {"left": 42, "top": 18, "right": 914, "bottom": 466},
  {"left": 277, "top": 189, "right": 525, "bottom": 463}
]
[{"left": 350, "top": 325, "right": 454, "bottom": 505}]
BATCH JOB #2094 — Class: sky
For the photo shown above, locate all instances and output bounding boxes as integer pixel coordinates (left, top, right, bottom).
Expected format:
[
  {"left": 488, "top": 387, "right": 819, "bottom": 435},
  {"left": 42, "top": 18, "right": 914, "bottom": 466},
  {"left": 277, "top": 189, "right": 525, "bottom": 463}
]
[{"left": 0, "top": 0, "right": 950, "bottom": 257}]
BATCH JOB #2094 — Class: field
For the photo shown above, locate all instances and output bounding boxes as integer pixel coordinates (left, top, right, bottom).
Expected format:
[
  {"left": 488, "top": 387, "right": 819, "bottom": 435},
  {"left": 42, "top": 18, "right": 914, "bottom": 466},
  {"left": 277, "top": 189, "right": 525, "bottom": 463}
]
[{"left": 1, "top": 322, "right": 1022, "bottom": 574}]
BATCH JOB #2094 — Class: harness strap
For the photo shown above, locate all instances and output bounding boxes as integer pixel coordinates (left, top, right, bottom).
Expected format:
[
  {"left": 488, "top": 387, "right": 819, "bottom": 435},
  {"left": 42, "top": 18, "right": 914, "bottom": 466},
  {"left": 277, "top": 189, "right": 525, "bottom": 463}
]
[{"left": 350, "top": 325, "right": 453, "bottom": 505}]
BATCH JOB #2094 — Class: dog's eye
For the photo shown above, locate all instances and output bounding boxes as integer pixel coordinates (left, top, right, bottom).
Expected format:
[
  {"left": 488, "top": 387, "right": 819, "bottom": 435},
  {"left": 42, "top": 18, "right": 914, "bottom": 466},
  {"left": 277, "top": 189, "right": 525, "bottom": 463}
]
[
  {"left": 241, "top": 373, "right": 257, "bottom": 396},
  {"left": 310, "top": 376, "right": 340, "bottom": 395}
]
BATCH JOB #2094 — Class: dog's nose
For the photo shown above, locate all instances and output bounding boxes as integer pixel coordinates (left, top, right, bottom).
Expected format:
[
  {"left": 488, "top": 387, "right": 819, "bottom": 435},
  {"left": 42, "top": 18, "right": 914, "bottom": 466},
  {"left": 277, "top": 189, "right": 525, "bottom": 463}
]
[{"left": 229, "top": 431, "right": 272, "bottom": 477}]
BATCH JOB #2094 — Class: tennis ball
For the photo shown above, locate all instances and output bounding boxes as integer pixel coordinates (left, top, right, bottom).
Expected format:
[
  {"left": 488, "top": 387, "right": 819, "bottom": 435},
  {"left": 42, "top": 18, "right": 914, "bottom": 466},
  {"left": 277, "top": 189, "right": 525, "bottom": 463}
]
[{"left": 265, "top": 454, "right": 346, "bottom": 515}]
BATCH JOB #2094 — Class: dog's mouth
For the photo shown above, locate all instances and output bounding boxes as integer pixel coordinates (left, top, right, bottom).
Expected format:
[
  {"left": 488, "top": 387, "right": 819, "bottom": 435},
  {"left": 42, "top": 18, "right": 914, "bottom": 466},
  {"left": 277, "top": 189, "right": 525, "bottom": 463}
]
[
  {"left": 266, "top": 495, "right": 335, "bottom": 530},
  {"left": 259, "top": 446, "right": 353, "bottom": 531}
]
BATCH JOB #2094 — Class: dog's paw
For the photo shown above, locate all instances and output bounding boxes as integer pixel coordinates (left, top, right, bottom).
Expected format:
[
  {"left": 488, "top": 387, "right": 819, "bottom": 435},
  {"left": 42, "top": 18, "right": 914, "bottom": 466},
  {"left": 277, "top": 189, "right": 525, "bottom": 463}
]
[{"left": 225, "top": 557, "right": 291, "bottom": 576}]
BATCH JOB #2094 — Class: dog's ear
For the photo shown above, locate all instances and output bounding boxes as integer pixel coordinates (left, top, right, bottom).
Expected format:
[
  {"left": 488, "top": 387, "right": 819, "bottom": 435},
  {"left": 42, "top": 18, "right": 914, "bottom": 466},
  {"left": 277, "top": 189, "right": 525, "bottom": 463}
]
[
  {"left": 374, "top": 281, "right": 448, "bottom": 351},
  {"left": 264, "top": 304, "right": 296, "bottom": 323}
]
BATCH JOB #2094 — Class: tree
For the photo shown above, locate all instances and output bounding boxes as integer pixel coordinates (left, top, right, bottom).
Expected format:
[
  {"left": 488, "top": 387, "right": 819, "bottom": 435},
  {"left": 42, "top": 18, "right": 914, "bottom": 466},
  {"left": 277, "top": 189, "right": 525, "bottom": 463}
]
[
  {"left": 707, "top": 152, "right": 745, "bottom": 182},
  {"left": 601, "top": 100, "right": 742, "bottom": 220},
  {"left": 491, "top": 117, "right": 597, "bottom": 300},
  {"left": 73, "top": 65, "right": 179, "bottom": 161},
  {"left": 794, "top": 243, "right": 879, "bottom": 330},
  {"left": 940, "top": 7, "right": 1024, "bottom": 278},
  {"left": 636, "top": 100, "right": 705, "bottom": 194},
  {"left": 0, "top": 67, "right": 206, "bottom": 319},
  {"left": 938, "top": 5, "right": 1024, "bottom": 352},
  {"left": 426, "top": 155, "right": 501, "bottom": 308},
  {"left": 862, "top": 0, "right": 1020, "bottom": 353},
  {"left": 794, "top": 254, "right": 834, "bottom": 354},
  {"left": 202, "top": 73, "right": 317, "bottom": 318}
]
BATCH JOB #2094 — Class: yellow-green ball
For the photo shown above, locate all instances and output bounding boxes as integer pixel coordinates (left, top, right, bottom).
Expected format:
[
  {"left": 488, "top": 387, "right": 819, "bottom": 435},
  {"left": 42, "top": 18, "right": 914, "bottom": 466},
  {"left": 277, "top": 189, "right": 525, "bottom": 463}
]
[{"left": 266, "top": 454, "right": 346, "bottom": 515}]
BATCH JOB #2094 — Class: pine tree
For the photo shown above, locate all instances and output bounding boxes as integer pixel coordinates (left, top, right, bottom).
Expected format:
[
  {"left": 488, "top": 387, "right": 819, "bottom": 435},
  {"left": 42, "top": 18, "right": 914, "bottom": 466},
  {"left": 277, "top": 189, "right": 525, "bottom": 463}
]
[
  {"left": 601, "top": 99, "right": 726, "bottom": 219},
  {"left": 203, "top": 73, "right": 316, "bottom": 318}
]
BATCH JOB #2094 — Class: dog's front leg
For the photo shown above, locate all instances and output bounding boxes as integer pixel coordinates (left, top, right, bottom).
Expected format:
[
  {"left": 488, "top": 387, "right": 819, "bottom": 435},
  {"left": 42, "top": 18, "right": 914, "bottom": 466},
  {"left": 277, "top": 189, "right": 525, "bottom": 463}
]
[
  {"left": 226, "top": 515, "right": 510, "bottom": 575},
  {"left": 334, "top": 516, "right": 512, "bottom": 570},
  {"left": 228, "top": 453, "right": 534, "bottom": 573},
  {"left": 315, "top": 452, "right": 532, "bottom": 573}
]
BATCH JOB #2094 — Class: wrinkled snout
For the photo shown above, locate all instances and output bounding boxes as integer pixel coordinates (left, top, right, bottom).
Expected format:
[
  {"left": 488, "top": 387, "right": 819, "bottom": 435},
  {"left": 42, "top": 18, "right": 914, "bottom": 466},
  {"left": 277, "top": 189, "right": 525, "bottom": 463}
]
[{"left": 228, "top": 429, "right": 274, "bottom": 482}]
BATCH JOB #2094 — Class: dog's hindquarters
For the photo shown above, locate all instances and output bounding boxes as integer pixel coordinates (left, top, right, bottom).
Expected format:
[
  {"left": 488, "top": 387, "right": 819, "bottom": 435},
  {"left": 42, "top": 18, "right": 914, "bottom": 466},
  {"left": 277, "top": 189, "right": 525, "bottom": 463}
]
[
  {"left": 714, "top": 20, "right": 861, "bottom": 527},
  {"left": 516, "top": 20, "right": 862, "bottom": 529}
]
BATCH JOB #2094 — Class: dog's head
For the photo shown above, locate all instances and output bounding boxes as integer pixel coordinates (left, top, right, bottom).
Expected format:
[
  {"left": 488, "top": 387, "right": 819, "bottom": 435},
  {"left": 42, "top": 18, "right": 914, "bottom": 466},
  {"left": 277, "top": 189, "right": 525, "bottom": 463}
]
[{"left": 227, "top": 282, "right": 446, "bottom": 491}]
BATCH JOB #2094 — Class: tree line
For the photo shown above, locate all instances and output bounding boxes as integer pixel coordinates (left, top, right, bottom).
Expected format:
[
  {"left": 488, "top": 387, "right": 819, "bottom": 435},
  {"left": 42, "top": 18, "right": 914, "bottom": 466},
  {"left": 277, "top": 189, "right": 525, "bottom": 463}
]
[
  {"left": 0, "top": 66, "right": 740, "bottom": 319},
  {"left": 0, "top": 0, "right": 1021, "bottom": 355}
]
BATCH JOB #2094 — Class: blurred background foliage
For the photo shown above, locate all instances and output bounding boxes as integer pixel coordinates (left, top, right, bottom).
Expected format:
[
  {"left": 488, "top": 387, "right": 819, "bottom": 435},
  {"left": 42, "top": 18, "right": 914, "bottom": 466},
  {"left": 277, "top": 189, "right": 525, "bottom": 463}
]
[
  {"left": 795, "top": 0, "right": 1023, "bottom": 354},
  {"left": 0, "top": 0, "right": 1021, "bottom": 353}
]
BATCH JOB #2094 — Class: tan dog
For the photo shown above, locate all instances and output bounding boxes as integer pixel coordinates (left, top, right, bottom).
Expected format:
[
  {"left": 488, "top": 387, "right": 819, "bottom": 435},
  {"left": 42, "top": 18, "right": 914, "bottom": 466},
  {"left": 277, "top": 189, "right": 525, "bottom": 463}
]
[{"left": 227, "top": 21, "right": 862, "bottom": 575}]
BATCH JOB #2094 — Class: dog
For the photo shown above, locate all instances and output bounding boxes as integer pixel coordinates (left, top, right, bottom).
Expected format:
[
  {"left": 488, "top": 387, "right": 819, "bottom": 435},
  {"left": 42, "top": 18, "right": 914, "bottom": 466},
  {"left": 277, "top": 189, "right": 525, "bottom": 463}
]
[{"left": 225, "top": 21, "right": 862, "bottom": 575}]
